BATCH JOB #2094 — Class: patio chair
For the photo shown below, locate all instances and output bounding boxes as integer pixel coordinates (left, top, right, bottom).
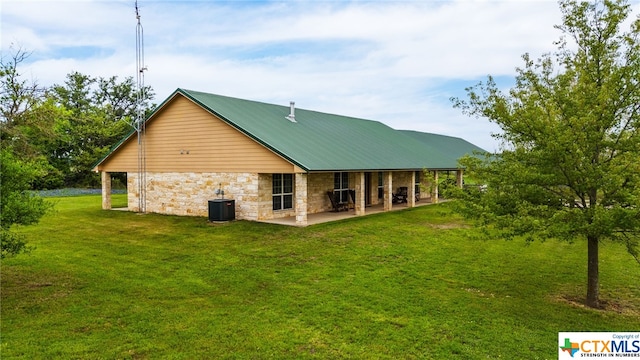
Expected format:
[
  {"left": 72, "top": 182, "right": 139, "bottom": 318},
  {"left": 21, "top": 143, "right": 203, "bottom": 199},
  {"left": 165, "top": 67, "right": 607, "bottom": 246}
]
[
  {"left": 327, "top": 191, "right": 348, "bottom": 212},
  {"left": 348, "top": 189, "right": 356, "bottom": 209},
  {"left": 392, "top": 187, "right": 408, "bottom": 203}
]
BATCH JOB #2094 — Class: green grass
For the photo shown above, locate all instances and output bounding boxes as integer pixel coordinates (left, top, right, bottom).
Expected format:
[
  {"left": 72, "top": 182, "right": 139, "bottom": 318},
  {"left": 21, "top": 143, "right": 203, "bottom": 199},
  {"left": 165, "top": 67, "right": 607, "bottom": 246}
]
[{"left": 2, "top": 195, "right": 639, "bottom": 359}]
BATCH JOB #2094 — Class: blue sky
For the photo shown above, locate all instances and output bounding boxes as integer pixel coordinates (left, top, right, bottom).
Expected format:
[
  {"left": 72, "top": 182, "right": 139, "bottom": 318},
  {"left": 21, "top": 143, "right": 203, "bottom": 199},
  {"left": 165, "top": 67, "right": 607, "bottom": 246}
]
[{"left": 3, "top": 0, "right": 639, "bottom": 151}]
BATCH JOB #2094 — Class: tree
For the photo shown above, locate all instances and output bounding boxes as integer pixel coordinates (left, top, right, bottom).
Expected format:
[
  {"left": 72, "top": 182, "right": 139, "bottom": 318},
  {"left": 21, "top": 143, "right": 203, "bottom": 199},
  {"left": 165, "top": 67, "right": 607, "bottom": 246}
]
[
  {"left": 0, "top": 46, "right": 42, "bottom": 126},
  {"left": 0, "top": 46, "right": 65, "bottom": 188},
  {"left": 48, "top": 72, "right": 154, "bottom": 187},
  {"left": 1, "top": 46, "right": 46, "bottom": 156},
  {"left": 2, "top": 47, "right": 156, "bottom": 189},
  {"left": 451, "top": 0, "right": 640, "bottom": 308},
  {"left": 0, "top": 48, "right": 52, "bottom": 257},
  {"left": 0, "top": 149, "right": 53, "bottom": 258}
]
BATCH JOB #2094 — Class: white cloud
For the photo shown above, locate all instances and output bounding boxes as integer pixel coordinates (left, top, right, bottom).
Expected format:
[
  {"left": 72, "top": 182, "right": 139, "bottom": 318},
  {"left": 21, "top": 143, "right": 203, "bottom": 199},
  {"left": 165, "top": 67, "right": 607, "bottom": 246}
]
[{"left": 3, "top": 0, "right": 636, "bottom": 152}]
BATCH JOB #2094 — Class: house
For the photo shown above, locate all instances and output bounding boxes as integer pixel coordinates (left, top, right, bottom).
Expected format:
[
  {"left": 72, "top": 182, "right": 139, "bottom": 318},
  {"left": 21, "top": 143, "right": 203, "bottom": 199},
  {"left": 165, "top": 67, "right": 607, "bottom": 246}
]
[{"left": 93, "top": 88, "right": 486, "bottom": 226}]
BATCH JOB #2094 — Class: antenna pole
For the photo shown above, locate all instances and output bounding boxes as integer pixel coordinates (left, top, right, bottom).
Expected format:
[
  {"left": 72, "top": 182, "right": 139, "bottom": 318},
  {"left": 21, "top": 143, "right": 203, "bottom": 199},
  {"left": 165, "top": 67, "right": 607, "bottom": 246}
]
[{"left": 135, "top": 1, "right": 148, "bottom": 213}]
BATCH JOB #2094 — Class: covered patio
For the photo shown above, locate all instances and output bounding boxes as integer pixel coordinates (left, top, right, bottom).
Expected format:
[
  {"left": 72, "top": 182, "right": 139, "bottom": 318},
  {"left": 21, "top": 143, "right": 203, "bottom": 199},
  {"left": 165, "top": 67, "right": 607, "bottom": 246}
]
[{"left": 260, "top": 199, "right": 441, "bottom": 226}]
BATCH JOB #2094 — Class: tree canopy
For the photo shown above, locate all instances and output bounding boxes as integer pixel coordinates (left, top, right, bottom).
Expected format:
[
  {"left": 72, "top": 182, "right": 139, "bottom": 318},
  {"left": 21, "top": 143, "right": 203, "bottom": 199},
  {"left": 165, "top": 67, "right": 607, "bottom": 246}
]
[
  {"left": 451, "top": 0, "right": 640, "bottom": 308},
  {"left": 1, "top": 47, "right": 155, "bottom": 188},
  {"left": 47, "top": 71, "right": 154, "bottom": 187},
  {"left": 0, "top": 46, "right": 155, "bottom": 257}
]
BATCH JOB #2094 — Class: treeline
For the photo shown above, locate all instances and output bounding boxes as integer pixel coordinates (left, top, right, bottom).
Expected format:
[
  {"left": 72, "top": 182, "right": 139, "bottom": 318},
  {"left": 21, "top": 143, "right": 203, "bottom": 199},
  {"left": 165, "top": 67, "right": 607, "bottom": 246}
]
[{"left": 1, "top": 47, "right": 155, "bottom": 189}]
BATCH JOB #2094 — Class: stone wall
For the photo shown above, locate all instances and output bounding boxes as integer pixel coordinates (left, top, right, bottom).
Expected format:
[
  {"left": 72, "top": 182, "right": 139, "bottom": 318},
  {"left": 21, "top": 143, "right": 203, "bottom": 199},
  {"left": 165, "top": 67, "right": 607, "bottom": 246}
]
[
  {"left": 257, "top": 174, "right": 275, "bottom": 220},
  {"left": 125, "top": 170, "right": 436, "bottom": 221},
  {"left": 308, "top": 173, "right": 334, "bottom": 213},
  {"left": 128, "top": 172, "right": 260, "bottom": 220}
]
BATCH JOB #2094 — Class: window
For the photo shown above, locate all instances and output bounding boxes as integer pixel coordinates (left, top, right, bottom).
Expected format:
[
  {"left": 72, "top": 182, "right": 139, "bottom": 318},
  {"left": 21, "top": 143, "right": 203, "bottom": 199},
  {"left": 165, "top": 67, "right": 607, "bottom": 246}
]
[
  {"left": 273, "top": 174, "right": 293, "bottom": 211},
  {"left": 378, "top": 172, "right": 384, "bottom": 199},
  {"left": 415, "top": 171, "right": 421, "bottom": 199},
  {"left": 334, "top": 172, "right": 349, "bottom": 203}
]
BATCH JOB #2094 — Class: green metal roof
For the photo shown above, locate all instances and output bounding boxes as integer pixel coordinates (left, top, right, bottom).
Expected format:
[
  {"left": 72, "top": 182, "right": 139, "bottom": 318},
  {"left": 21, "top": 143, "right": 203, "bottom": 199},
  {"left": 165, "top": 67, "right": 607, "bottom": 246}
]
[
  {"left": 179, "top": 89, "right": 487, "bottom": 171},
  {"left": 95, "top": 88, "right": 487, "bottom": 172},
  {"left": 398, "top": 130, "right": 487, "bottom": 167}
]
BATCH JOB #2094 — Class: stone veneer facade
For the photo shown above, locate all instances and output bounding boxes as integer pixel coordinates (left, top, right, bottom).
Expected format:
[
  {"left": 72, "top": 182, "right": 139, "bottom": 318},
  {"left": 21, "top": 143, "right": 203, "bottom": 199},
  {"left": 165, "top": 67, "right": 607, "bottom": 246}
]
[
  {"left": 127, "top": 170, "right": 434, "bottom": 221},
  {"left": 128, "top": 171, "right": 344, "bottom": 221},
  {"left": 128, "top": 172, "right": 260, "bottom": 219}
]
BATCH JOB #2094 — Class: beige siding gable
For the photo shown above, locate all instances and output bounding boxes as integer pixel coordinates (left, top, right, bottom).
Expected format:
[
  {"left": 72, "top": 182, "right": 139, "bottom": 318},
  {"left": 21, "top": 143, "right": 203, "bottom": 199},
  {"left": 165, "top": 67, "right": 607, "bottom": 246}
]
[{"left": 98, "top": 95, "right": 297, "bottom": 173}]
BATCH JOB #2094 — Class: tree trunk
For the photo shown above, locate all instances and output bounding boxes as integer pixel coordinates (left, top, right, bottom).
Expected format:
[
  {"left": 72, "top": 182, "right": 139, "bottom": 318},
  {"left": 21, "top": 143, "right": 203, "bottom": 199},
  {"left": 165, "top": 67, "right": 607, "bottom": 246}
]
[{"left": 586, "top": 235, "right": 600, "bottom": 308}]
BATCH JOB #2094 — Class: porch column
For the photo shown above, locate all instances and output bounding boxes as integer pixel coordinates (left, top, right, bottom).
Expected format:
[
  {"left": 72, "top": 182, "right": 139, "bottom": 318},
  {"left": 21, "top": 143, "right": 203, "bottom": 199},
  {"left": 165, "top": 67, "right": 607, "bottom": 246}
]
[
  {"left": 369, "top": 172, "right": 379, "bottom": 205},
  {"left": 383, "top": 171, "right": 393, "bottom": 211},
  {"left": 101, "top": 171, "right": 112, "bottom": 210},
  {"left": 456, "top": 169, "right": 464, "bottom": 188},
  {"left": 432, "top": 171, "right": 439, "bottom": 204},
  {"left": 408, "top": 171, "right": 416, "bottom": 208},
  {"left": 295, "top": 173, "right": 308, "bottom": 226},
  {"left": 354, "top": 172, "right": 366, "bottom": 215}
]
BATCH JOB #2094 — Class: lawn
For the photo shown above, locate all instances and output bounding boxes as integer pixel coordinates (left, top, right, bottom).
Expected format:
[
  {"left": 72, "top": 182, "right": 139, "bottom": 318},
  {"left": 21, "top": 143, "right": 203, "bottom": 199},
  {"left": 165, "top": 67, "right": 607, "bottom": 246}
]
[{"left": 1, "top": 195, "right": 639, "bottom": 359}]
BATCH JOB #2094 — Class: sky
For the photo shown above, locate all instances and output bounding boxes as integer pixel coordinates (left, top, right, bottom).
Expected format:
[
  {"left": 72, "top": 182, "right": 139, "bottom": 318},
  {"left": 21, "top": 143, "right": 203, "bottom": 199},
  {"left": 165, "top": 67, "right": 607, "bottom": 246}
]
[{"left": 2, "top": 0, "right": 639, "bottom": 152}]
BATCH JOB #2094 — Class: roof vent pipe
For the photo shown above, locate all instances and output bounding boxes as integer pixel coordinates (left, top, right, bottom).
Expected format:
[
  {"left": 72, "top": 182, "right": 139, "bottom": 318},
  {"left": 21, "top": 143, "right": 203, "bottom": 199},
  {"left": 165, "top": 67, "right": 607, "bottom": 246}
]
[{"left": 286, "top": 101, "right": 296, "bottom": 122}]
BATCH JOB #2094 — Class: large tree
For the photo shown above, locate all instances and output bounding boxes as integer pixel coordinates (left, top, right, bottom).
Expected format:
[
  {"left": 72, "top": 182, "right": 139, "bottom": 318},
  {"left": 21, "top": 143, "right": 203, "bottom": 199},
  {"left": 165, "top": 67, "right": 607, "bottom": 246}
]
[
  {"left": 451, "top": 0, "right": 640, "bottom": 308},
  {"left": 2, "top": 47, "right": 155, "bottom": 188},
  {"left": 49, "top": 72, "right": 154, "bottom": 187},
  {"left": 1, "top": 46, "right": 47, "bottom": 157},
  {"left": 1, "top": 47, "right": 64, "bottom": 188},
  {"left": 1, "top": 47, "right": 54, "bottom": 256}
]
